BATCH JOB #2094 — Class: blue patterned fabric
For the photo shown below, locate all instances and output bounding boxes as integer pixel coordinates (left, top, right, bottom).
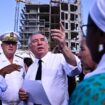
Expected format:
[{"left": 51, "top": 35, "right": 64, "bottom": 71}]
[{"left": 69, "top": 73, "right": 105, "bottom": 105}]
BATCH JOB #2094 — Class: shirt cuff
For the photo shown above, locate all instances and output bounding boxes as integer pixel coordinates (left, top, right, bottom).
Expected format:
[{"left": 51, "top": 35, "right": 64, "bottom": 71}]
[{"left": 64, "top": 55, "right": 82, "bottom": 76}]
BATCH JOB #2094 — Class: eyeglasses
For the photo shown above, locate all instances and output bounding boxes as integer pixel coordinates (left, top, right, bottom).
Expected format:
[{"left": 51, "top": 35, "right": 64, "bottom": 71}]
[
  {"left": 3, "top": 41, "right": 17, "bottom": 45},
  {"left": 81, "top": 24, "right": 93, "bottom": 36}
]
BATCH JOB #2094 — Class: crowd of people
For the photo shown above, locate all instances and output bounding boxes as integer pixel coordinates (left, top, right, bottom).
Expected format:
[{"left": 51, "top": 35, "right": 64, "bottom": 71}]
[{"left": 0, "top": 0, "right": 104, "bottom": 105}]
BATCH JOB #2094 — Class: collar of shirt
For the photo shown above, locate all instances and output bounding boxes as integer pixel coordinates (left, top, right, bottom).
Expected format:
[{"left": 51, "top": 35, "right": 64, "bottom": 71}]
[{"left": 35, "top": 52, "right": 52, "bottom": 63}]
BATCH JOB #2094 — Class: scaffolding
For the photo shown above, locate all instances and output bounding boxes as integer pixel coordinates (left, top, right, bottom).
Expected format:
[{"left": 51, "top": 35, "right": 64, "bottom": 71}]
[{"left": 19, "top": 0, "right": 82, "bottom": 53}]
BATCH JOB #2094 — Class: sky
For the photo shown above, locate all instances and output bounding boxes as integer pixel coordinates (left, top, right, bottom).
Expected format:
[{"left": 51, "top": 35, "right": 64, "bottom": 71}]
[{"left": 0, "top": 0, "right": 95, "bottom": 35}]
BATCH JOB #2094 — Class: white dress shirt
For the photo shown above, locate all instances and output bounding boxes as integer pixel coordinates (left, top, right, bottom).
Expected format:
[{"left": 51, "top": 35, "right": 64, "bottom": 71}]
[
  {"left": 84, "top": 54, "right": 105, "bottom": 79},
  {"left": 0, "top": 53, "right": 24, "bottom": 105},
  {"left": 25, "top": 52, "right": 81, "bottom": 105}
]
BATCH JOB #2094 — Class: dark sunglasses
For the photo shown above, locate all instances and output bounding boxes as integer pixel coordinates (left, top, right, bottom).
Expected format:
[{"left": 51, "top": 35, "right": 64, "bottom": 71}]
[{"left": 3, "top": 41, "right": 17, "bottom": 45}]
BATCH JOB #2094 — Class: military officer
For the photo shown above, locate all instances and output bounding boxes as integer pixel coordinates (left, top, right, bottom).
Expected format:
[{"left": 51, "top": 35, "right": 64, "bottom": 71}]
[{"left": 0, "top": 32, "right": 25, "bottom": 105}]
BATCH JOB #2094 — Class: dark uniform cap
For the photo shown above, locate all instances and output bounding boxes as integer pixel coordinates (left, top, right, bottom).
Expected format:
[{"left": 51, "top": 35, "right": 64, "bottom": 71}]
[{"left": 0, "top": 32, "right": 19, "bottom": 42}]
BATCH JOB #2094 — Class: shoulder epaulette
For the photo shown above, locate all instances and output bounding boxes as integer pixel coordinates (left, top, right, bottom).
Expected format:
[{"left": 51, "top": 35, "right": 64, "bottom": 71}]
[{"left": 15, "top": 54, "right": 23, "bottom": 59}]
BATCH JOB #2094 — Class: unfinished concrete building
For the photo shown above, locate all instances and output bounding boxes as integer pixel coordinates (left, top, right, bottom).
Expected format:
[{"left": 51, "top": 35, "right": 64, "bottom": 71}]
[{"left": 19, "top": 0, "right": 81, "bottom": 53}]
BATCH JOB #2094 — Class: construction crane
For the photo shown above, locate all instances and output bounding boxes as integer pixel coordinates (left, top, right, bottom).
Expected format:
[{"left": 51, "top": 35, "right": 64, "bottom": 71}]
[{"left": 14, "top": 0, "right": 31, "bottom": 32}]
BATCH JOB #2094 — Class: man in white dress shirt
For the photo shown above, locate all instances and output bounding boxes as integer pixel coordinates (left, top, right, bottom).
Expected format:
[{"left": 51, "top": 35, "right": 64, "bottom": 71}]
[{"left": 19, "top": 23, "right": 82, "bottom": 105}]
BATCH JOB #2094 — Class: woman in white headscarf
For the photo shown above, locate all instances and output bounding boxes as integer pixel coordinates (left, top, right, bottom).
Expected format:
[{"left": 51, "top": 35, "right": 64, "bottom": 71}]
[{"left": 69, "top": 0, "right": 105, "bottom": 104}]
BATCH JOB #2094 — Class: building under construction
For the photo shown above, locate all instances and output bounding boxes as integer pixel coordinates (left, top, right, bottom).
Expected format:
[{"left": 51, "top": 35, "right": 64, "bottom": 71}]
[{"left": 19, "top": 0, "right": 81, "bottom": 53}]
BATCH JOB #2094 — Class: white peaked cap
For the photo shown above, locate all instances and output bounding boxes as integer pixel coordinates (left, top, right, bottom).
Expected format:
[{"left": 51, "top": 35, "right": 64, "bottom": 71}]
[
  {"left": 0, "top": 32, "right": 19, "bottom": 42},
  {"left": 90, "top": 0, "right": 105, "bottom": 32}
]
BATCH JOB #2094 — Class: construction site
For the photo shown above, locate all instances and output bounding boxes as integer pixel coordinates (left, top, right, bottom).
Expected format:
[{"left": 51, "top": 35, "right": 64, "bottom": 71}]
[{"left": 15, "top": 0, "right": 82, "bottom": 55}]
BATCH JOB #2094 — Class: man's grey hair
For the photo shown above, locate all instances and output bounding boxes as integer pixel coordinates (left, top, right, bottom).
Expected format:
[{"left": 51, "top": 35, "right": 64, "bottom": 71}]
[{"left": 28, "top": 32, "right": 48, "bottom": 46}]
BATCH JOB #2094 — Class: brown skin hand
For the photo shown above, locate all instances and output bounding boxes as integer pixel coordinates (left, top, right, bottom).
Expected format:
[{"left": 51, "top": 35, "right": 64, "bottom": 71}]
[{"left": 0, "top": 64, "right": 21, "bottom": 77}]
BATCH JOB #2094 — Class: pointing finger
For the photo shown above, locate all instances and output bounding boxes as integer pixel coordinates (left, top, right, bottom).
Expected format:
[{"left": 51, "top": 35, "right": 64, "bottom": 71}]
[{"left": 60, "top": 22, "right": 65, "bottom": 31}]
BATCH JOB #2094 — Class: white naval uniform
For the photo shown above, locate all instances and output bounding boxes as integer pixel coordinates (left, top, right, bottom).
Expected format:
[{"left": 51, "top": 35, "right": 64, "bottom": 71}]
[{"left": 0, "top": 53, "right": 25, "bottom": 105}]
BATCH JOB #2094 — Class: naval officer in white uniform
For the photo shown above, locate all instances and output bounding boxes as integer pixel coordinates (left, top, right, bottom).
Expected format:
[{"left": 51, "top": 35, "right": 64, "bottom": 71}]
[{"left": 0, "top": 32, "right": 25, "bottom": 105}]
